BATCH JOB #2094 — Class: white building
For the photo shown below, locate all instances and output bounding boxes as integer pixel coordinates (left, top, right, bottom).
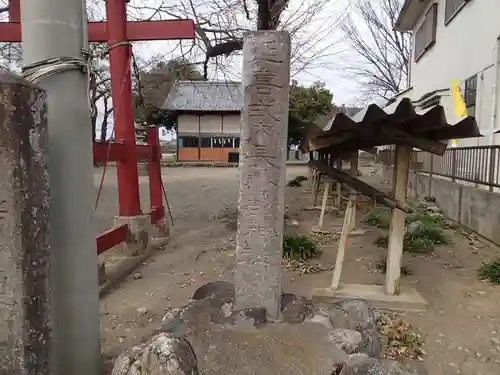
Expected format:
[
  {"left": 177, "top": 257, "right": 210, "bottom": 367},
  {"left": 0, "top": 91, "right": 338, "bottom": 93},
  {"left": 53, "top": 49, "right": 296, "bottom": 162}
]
[{"left": 395, "top": 0, "right": 500, "bottom": 147}]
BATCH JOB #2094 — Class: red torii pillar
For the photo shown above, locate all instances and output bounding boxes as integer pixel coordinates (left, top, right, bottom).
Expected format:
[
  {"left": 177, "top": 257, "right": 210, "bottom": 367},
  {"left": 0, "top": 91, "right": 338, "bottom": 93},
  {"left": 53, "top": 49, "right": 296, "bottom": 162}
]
[{"left": 2, "top": 0, "right": 195, "bottom": 217}]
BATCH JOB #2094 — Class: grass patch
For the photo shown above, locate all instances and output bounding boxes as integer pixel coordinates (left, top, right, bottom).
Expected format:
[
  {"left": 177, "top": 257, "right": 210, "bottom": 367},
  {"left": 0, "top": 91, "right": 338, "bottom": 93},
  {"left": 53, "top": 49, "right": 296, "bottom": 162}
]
[
  {"left": 478, "top": 259, "right": 500, "bottom": 284},
  {"left": 283, "top": 233, "right": 318, "bottom": 261},
  {"left": 362, "top": 207, "right": 391, "bottom": 229}
]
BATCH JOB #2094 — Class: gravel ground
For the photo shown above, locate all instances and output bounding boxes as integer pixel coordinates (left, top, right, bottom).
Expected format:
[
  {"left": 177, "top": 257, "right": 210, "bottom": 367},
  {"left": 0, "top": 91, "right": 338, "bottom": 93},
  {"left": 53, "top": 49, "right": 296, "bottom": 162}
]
[
  {"left": 99, "top": 166, "right": 309, "bottom": 361},
  {"left": 93, "top": 166, "right": 246, "bottom": 235}
]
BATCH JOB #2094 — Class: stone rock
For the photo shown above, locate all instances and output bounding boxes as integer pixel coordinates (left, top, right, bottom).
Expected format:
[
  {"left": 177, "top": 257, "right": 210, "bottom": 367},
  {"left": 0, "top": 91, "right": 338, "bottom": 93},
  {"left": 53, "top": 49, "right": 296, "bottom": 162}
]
[
  {"left": 329, "top": 329, "right": 363, "bottom": 354},
  {"left": 304, "top": 313, "right": 333, "bottom": 329},
  {"left": 426, "top": 205, "right": 440, "bottom": 213},
  {"left": 280, "top": 293, "right": 313, "bottom": 323},
  {"left": 160, "top": 307, "right": 185, "bottom": 336},
  {"left": 313, "top": 299, "right": 381, "bottom": 358},
  {"left": 137, "top": 308, "right": 148, "bottom": 315},
  {"left": 191, "top": 281, "right": 234, "bottom": 305},
  {"left": 111, "top": 333, "right": 198, "bottom": 375},
  {"left": 407, "top": 221, "right": 425, "bottom": 235},
  {"left": 160, "top": 300, "right": 219, "bottom": 336},
  {"left": 339, "top": 353, "right": 380, "bottom": 375},
  {"left": 230, "top": 307, "right": 267, "bottom": 328},
  {"left": 381, "top": 359, "right": 428, "bottom": 375},
  {"left": 340, "top": 354, "right": 426, "bottom": 375}
]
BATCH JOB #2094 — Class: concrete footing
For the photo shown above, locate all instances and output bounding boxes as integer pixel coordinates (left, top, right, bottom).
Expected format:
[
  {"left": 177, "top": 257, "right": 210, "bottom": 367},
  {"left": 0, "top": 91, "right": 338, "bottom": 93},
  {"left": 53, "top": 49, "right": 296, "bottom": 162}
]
[
  {"left": 151, "top": 218, "right": 170, "bottom": 246},
  {"left": 312, "top": 284, "right": 428, "bottom": 312},
  {"left": 98, "top": 261, "right": 106, "bottom": 285},
  {"left": 114, "top": 215, "right": 151, "bottom": 256},
  {"left": 97, "top": 214, "right": 171, "bottom": 298}
]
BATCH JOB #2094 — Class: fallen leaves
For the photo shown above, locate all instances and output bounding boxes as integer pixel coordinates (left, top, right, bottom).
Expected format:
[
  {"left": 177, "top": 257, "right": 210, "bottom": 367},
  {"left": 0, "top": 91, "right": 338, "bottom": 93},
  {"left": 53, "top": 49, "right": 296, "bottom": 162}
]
[
  {"left": 282, "top": 259, "right": 333, "bottom": 275},
  {"left": 377, "top": 313, "right": 426, "bottom": 361}
]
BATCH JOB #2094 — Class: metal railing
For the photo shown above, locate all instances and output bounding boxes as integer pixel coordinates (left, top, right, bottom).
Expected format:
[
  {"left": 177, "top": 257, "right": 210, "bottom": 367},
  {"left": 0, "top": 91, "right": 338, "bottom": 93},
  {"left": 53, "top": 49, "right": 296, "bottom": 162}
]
[{"left": 379, "top": 145, "right": 500, "bottom": 190}]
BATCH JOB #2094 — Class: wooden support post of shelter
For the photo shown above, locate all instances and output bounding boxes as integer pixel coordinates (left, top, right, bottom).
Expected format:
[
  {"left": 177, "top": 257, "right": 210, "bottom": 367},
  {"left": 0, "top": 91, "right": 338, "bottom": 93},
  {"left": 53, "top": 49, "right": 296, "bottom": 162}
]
[
  {"left": 0, "top": 71, "right": 52, "bottom": 374},
  {"left": 385, "top": 144, "right": 411, "bottom": 295}
]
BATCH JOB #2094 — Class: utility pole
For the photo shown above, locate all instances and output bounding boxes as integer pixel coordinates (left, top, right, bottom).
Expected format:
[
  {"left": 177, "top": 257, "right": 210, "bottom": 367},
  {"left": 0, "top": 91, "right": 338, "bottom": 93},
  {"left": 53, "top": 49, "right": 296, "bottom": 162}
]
[{"left": 20, "top": 1, "right": 100, "bottom": 375}]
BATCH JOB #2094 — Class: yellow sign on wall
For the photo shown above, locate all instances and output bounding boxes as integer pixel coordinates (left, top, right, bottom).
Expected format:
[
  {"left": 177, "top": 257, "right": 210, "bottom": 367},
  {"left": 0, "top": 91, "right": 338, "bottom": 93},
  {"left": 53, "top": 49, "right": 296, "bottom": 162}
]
[{"left": 450, "top": 78, "right": 468, "bottom": 147}]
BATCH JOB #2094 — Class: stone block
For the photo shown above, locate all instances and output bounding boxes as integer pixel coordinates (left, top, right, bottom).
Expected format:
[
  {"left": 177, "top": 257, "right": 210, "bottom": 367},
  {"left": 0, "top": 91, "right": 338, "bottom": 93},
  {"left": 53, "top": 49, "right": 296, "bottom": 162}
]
[
  {"left": 0, "top": 70, "right": 52, "bottom": 373},
  {"left": 114, "top": 215, "right": 151, "bottom": 256},
  {"left": 150, "top": 218, "right": 170, "bottom": 246}
]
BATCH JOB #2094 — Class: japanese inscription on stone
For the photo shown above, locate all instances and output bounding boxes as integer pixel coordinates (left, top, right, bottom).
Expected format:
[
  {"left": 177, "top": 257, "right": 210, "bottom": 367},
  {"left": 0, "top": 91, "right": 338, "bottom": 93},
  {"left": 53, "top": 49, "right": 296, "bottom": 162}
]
[{"left": 235, "top": 31, "right": 291, "bottom": 319}]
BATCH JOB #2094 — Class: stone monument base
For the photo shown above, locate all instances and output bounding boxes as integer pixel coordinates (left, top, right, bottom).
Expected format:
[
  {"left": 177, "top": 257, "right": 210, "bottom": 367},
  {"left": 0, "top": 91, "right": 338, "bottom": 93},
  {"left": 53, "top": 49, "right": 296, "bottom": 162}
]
[{"left": 110, "top": 281, "right": 427, "bottom": 375}]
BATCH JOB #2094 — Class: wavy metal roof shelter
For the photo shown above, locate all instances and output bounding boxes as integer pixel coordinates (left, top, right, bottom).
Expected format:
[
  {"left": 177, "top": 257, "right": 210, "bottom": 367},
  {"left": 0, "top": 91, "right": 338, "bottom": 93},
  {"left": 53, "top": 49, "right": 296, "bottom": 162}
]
[
  {"left": 302, "top": 97, "right": 481, "bottom": 156},
  {"left": 305, "top": 93, "right": 484, "bottom": 310}
]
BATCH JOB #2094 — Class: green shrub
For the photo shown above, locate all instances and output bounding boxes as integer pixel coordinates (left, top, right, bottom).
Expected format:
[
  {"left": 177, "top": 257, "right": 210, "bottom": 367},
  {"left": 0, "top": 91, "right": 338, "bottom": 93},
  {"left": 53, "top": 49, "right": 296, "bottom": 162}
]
[
  {"left": 362, "top": 207, "right": 391, "bottom": 229},
  {"left": 371, "top": 206, "right": 451, "bottom": 253},
  {"left": 294, "top": 175, "right": 308, "bottom": 182},
  {"left": 374, "top": 230, "right": 447, "bottom": 253},
  {"left": 478, "top": 260, "right": 500, "bottom": 284},
  {"left": 287, "top": 179, "right": 302, "bottom": 188},
  {"left": 283, "top": 233, "right": 318, "bottom": 261}
]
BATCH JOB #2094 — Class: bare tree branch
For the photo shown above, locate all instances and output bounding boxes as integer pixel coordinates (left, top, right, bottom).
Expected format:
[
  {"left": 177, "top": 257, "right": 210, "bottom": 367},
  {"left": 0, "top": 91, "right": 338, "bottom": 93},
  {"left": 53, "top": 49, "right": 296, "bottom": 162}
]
[
  {"left": 128, "top": 0, "right": 345, "bottom": 81},
  {"left": 340, "top": 0, "right": 410, "bottom": 101}
]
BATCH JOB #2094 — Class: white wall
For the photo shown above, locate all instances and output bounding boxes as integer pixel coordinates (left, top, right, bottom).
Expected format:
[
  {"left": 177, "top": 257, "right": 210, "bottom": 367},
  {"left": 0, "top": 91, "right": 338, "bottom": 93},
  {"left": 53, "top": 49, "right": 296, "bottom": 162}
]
[
  {"left": 178, "top": 113, "right": 241, "bottom": 135},
  {"left": 199, "top": 115, "right": 222, "bottom": 133},
  {"left": 222, "top": 114, "right": 241, "bottom": 134},
  {"left": 409, "top": 0, "right": 500, "bottom": 146},
  {"left": 178, "top": 114, "right": 199, "bottom": 134}
]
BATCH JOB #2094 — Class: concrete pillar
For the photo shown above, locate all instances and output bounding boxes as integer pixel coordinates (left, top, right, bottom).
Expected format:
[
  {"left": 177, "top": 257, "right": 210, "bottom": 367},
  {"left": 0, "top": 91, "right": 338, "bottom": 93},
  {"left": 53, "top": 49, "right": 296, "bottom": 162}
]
[
  {"left": 0, "top": 71, "right": 52, "bottom": 374},
  {"left": 21, "top": 1, "right": 101, "bottom": 373},
  {"left": 234, "top": 31, "right": 291, "bottom": 320}
]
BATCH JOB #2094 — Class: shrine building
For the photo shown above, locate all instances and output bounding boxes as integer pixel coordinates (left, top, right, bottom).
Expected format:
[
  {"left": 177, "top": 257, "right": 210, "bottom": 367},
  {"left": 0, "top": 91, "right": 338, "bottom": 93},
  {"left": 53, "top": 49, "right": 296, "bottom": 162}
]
[{"left": 163, "top": 81, "right": 242, "bottom": 162}]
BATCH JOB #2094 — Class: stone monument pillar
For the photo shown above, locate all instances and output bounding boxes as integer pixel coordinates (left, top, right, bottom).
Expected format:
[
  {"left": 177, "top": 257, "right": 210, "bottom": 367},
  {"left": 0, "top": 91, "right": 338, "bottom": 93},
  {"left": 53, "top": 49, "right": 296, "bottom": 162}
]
[
  {"left": 0, "top": 71, "right": 52, "bottom": 374},
  {"left": 234, "top": 31, "right": 291, "bottom": 319}
]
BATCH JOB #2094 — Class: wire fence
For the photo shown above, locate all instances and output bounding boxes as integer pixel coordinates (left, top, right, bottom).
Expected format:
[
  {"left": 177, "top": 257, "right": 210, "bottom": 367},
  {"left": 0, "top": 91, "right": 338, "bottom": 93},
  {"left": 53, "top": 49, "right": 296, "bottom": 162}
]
[{"left": 379, "top": 145, "right": 500, "bottom": 191}]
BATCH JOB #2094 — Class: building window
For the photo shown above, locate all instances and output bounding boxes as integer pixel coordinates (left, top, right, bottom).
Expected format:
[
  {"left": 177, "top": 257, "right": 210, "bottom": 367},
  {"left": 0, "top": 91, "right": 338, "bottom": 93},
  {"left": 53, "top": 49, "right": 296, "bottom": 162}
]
[
  {"left": 464, "top": 75, "right": 477, "bottom": 117},
  {"left": 212, "top": 137, "right": 223, "bottom": 148},
  {"left": 223, "top": 137, "right": 233, "bottom": 148},
  {"left": 201, "top": 137, "right": 211, "bottom": 148},
  {"left": 414, "top": 3, "right": 437, "bottom": 61},
  {"left": 445, "top": 0, "right": 469, "bottom": 24},
  {"left": 234, "top": 137, "right": 240, "bottom": 148},
  {"left": 179, "top": 136, "right": 199, "bottom": 148}
]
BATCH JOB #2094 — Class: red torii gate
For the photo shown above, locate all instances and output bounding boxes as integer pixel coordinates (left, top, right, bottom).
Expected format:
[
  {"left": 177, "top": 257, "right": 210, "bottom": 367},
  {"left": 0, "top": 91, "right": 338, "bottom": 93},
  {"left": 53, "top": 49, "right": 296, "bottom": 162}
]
[{"left": 1, "top": 0, "right": 195, "bottom": 252}]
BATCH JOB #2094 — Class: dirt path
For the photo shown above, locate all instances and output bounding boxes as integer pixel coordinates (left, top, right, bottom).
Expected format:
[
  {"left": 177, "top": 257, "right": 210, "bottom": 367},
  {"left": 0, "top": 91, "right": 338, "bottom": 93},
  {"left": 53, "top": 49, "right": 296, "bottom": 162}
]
[{"left": 100, "top": 165, "right": 500, "bottom": 375}]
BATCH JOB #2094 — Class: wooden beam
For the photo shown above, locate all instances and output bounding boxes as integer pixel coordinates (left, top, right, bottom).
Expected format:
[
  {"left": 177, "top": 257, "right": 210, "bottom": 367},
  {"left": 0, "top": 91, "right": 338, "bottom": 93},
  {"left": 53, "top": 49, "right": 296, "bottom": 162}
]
[
  {"left": 381, "top": 127, "right": 447, "bottom": 155},
  {"left": 93, "top": 142, "right": 156, "bottom": 163},
  {"left": 385, "top": 144, "right": 411, "bottom": 295},
  {"left": 309, "top": 160, "right": 411, "bottom": 212},
  {"left": 0, "top": 19, "right": 195, "bottom": 43}
]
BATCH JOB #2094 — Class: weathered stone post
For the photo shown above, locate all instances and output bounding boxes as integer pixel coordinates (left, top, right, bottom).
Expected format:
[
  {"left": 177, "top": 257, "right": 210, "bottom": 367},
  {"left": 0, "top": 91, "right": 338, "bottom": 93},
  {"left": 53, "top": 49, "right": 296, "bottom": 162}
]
[
  {"left": 0, "top": 71, "right": 52, "bottom": 374},
  {"left": 234, "top": 31, "right": 291, "bottom": 319}
]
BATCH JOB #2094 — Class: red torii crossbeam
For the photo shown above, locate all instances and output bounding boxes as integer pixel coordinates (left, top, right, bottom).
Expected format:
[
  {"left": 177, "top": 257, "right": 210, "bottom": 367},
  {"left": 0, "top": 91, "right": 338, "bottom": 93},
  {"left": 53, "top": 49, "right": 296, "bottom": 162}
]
[{"left": 2, "top": 0, "right": 195, "bottom": 217}]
